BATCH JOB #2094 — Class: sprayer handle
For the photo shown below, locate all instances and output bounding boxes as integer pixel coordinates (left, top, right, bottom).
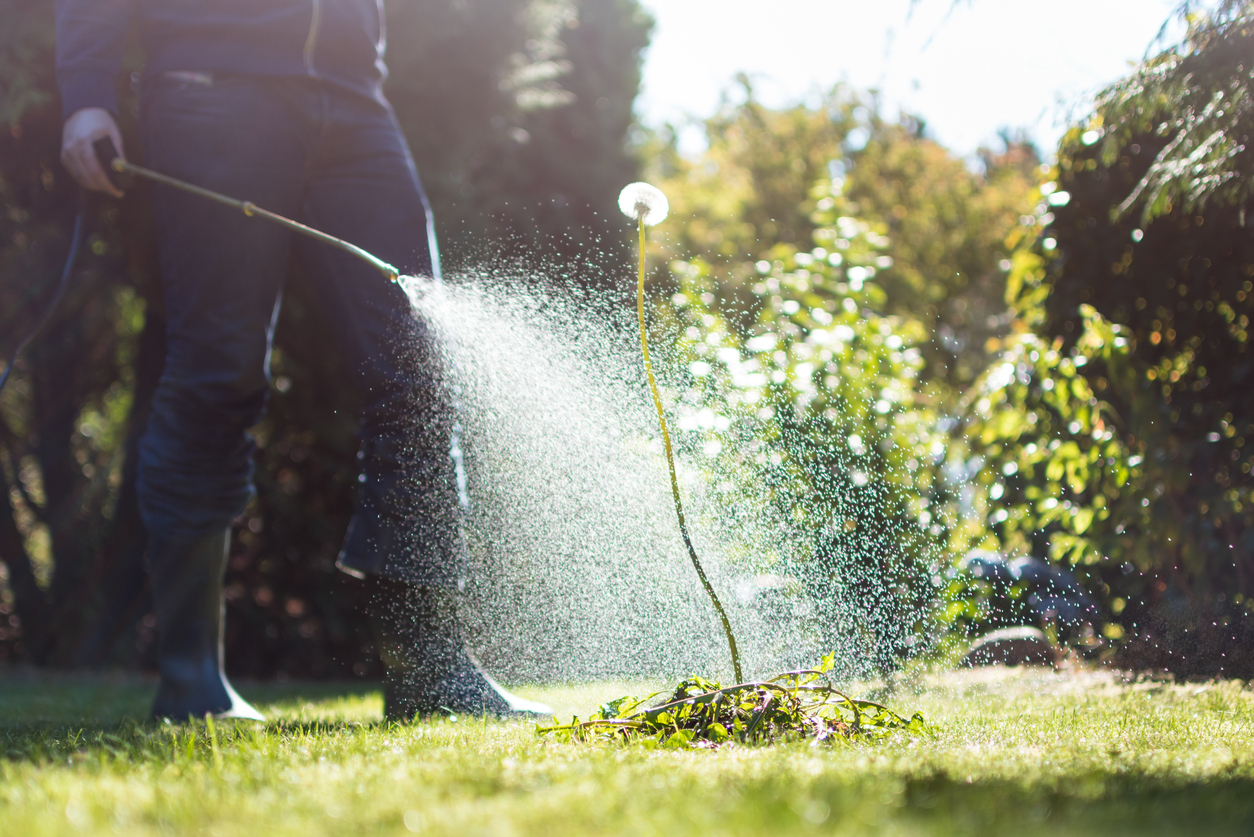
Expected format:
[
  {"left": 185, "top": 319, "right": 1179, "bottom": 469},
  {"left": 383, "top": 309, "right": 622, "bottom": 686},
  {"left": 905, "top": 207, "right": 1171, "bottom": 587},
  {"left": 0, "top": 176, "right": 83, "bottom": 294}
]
[{"left": 92, "top": 137, "right": 133, "bottom": 192}]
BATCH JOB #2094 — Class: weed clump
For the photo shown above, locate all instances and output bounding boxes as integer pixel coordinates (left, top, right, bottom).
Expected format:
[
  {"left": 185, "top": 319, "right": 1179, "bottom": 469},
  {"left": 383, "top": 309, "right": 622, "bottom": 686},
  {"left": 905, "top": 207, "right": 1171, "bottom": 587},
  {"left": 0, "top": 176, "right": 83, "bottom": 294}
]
[{"left": 538, "top": 655, "right": 926, "bottom": 748}]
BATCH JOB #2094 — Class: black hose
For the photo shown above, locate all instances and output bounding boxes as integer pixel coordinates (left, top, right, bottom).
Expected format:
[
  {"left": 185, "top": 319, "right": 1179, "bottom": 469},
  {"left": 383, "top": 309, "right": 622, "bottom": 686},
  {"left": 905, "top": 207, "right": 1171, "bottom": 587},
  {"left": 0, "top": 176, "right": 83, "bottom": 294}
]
[{"left": 0, "top": 193, "right": 87, "bottom": 396}]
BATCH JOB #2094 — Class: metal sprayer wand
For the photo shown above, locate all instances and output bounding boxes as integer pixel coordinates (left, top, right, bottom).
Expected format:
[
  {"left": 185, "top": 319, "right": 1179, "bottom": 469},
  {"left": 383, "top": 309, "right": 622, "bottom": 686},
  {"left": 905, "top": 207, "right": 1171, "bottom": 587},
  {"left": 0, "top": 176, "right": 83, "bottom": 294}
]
[{"left": 92, "top": 139, "right": 400, "bottom": 283}]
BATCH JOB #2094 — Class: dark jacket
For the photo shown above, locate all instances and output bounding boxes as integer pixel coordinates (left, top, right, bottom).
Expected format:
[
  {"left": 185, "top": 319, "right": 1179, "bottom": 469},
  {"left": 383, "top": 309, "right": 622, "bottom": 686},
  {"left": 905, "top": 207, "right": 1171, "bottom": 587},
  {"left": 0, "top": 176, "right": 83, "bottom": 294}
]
[{"left": 56, "top": 0, "right": 388, "bottom": 119}]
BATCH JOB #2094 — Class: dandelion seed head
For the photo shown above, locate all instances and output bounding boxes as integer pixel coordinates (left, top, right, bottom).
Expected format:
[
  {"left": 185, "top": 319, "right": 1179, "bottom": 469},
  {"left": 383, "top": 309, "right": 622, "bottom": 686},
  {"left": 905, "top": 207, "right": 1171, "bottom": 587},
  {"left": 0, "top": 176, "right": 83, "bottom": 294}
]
[{"left": 618, "top": 181, "right": 669, "bottom": 226}]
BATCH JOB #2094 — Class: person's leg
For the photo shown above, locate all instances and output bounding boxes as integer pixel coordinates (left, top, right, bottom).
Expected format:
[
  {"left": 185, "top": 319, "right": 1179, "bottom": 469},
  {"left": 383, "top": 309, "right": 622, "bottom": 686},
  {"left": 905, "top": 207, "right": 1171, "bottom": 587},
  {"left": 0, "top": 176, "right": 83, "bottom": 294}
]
[
  {"left": 295, "top": 87, "right": 548, "bottom": 718},
  {"left": 292, "top": 89, "right": 461, "bottom": 586},
  {"left": 137, "top": 74, "right": 312, "bottom": 720}
]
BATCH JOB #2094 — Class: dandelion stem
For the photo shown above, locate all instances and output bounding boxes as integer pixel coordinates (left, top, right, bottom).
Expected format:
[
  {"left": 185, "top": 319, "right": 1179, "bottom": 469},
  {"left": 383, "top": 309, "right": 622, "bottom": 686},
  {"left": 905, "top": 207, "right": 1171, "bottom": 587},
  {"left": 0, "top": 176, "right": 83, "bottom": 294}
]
[{"left": 636, "top": 216, "right": 743, "bottom": 683}]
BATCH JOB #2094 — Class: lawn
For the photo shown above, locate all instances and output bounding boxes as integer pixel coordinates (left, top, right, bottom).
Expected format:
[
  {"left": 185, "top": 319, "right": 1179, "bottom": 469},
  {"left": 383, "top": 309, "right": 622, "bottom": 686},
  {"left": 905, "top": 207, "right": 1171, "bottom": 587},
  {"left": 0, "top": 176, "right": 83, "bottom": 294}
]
[{"left": 2, "top": 666, "right": 1253, "bottom": 836}]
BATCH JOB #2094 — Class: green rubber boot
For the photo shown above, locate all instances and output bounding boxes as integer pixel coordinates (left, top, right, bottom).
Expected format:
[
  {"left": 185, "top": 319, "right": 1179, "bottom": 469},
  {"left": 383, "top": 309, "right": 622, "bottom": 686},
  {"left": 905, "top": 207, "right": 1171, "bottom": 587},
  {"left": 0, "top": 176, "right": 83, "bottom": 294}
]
[
  {"left": 149, "top": 527, "right": 264, "bottom": 722},
  {"left": 370, "top": 577, "right": 552, "bottom": 721}
]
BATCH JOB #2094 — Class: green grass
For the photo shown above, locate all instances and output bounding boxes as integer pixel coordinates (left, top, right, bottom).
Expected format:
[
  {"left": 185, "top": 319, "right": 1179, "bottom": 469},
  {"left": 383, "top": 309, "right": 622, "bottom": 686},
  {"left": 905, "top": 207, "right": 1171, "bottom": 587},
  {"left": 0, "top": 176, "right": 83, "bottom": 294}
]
[{"left": 2, "top": 667, "right": 1254, "bottom": 836}]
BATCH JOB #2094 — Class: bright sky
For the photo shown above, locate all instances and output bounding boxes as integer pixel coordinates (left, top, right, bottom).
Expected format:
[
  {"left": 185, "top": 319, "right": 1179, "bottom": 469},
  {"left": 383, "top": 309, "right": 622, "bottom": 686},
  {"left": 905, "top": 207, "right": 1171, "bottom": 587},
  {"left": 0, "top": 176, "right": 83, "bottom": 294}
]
[{"left": 635, "top": 0, "right": 1182, "bottom": 157}]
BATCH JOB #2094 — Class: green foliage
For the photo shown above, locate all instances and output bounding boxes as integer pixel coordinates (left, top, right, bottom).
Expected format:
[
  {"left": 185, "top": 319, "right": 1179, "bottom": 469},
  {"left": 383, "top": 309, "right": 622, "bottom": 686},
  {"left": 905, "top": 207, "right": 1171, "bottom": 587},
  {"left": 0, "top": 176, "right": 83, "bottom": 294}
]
[
  {"left": 967, "top": 41, "right": 1254, "bottom": 670},
  {"left": 1096, "top": 1, "right": 1254, "bottom": 222},
  {"left": 537, "top": 656, "right": 926, "bottom": 748},
  {"left": 657, "top": 179, "right": 961, "bottom": 672},
  {"left": 641, "top": 90, "right": 1043, "bottom": 661},
  {"left": 966, "top": 302, "right": 1141, "bottom": 566},
  {"left": 843, "top": 127, "right": 1041, "bottom": 387},
  {"left": 651, "top": 80, "right": 851, "bottom": 265},
  {"left": 0, "top": 0, "right": 54, "bottom": 127},
  {"left": 650, "top": 88, "right": 1039, "bottom": 391}
]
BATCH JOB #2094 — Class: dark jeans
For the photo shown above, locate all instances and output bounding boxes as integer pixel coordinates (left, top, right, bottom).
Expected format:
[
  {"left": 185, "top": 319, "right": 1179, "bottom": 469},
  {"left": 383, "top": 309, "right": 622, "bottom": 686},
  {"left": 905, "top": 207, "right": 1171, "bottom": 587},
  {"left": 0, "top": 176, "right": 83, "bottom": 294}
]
[{"left": 136, "top": 73, "right": 466, "bottom": 586}]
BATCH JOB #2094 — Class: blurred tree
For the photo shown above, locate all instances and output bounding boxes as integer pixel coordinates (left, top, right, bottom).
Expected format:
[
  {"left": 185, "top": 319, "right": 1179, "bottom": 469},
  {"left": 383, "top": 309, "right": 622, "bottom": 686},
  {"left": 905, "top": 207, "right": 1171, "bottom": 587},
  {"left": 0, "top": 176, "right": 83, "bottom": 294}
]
[
  {"left": 0, "top": 0, "right": 159, "bottom": 667},
  {"left": 649, "top": 85, "right": 1038, "bottom": 394},
  {"left": 0, "top": 0, "right": 653, "bottom": 674},
  {"left": 660, "top": 179, "right": 961, "bottom": 676},
  {"left": 648, "top": 81, "right": 852, "bottom": 309},
  {"left": 388, "top": 0, "right": 652, "bottom": 276},
  {"left": 845, "top": 125, "right": 1040, "bottom": 388}
]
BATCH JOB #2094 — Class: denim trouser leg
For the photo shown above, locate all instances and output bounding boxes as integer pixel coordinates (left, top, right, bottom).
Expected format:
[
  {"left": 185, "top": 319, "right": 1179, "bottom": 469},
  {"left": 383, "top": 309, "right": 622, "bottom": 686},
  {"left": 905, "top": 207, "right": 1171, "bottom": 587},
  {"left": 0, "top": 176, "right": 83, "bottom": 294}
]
[
  {"left": 293, "top": 86, "right": 465, "bottom": 585},
  {"left": 136, "top": 75, "right": 464, "bottom": 587}
]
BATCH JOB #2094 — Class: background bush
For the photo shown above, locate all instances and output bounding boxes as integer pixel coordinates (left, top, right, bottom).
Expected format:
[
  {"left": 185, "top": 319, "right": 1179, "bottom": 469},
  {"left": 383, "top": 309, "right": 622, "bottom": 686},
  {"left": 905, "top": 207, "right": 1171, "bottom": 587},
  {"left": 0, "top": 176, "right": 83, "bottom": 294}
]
[{"left": 964, "top": 3, "right": 1254, "bottom": 675}]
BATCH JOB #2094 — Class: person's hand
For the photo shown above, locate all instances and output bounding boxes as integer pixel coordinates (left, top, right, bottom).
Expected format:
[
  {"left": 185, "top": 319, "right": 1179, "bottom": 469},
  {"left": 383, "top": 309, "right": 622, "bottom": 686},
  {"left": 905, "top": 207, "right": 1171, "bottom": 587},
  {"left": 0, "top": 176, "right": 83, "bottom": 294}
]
[{"left": 61, "top": 107, "right": 125, "bottom": 197}]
